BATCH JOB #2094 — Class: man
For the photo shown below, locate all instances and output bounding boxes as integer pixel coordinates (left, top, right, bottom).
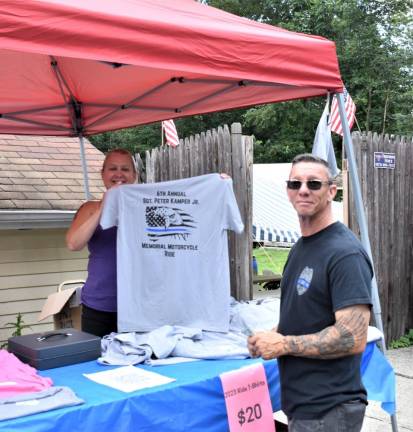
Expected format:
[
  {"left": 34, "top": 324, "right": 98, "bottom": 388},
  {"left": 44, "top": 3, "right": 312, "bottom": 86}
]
[{"left": 248, "top": 154, "right": 372, "bottom": 432}]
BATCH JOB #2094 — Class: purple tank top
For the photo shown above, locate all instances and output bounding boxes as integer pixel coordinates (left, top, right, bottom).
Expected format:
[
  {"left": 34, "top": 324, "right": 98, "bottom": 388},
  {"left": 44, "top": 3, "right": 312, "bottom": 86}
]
[{"left": 81, "top": 225, "right": 117, "bottom": 312}]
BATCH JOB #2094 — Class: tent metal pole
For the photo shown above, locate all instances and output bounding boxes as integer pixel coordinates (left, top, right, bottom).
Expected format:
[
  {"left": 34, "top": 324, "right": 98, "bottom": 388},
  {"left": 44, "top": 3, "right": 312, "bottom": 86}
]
[
  {"left": 78, "top": 134, "right": 91, "bottom": 200},
  {"left": 391, "top": 416, "right": 399, "bottom": 431},
  {"left": 336, "top": 93, "right": 398, "bottom": 432},
  {"left": 336, "top": 93, "right": 385, "bottom": 347}
]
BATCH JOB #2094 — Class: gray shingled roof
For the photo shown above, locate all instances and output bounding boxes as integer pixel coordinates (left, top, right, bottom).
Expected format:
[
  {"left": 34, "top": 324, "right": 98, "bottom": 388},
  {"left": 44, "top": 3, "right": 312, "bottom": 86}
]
[{"left": 0, "top": 135, "right": 105, "bottom": 211}]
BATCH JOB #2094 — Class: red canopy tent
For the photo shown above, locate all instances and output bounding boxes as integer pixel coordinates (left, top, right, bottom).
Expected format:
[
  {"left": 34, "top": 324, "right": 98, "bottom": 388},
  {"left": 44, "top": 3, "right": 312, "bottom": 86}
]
[
  {"left": 0, "top": 0, "right": 343, "bottom": 138},
  {"left": 0, "top": 2, "right": 397, "bottom": 428}
]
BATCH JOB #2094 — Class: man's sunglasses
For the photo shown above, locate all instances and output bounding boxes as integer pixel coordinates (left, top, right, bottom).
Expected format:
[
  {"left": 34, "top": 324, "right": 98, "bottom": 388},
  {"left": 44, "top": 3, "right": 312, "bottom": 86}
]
[{"left": 286, "top": 180, "right": 332, "bottom": 190}]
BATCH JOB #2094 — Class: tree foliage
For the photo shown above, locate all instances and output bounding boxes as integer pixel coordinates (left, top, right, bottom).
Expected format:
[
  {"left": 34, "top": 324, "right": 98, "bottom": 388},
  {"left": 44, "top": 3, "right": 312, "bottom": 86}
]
[{"left": 90, "top": 0, "right": 412, "bottom": 163}]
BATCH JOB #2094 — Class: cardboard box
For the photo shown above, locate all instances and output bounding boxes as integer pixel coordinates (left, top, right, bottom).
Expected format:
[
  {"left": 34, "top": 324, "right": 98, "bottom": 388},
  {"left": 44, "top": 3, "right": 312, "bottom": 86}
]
[
  {"left": 38, "top": 280, "right": 84, "bottom": 330},
  {"left": 8, "top": 328, "right": 101, "bottom": 370}
]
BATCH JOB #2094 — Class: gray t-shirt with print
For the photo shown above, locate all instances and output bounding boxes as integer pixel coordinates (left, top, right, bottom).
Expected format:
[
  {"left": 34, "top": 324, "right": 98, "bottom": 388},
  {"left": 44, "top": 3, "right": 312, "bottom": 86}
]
[{"left": 100, "top": 173, "right": 244, "bottom": 333}]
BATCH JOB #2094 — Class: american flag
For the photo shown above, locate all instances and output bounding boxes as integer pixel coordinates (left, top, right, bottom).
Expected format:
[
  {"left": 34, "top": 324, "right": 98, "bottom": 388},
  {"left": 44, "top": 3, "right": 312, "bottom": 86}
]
[
  {"left": 162, "top": 119, "right": 180, "bottom": 147},
  {"left": 329, "top": 87, "right": 356, "bottom": 136}
]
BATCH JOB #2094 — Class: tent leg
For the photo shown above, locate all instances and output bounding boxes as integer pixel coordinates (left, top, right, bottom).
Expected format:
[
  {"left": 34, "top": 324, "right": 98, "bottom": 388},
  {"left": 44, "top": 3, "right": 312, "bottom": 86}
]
[
  {"left": 391, "top": 414, "right": 399, "bottom": 432},
  {"left": 336, "top": 93, "right": 385, "bottom": 347},
  {"left": 78, "top": 134, "right": 91, "bottom": 200},
  {"left": 336, "top": 93, "right": 398, "bottom": 432}
]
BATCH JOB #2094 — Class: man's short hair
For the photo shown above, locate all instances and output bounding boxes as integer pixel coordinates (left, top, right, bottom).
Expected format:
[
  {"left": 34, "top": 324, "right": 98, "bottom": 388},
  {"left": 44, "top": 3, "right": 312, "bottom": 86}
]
[{"left": 291, "top": 153, "right": 333, "bottom": 180}]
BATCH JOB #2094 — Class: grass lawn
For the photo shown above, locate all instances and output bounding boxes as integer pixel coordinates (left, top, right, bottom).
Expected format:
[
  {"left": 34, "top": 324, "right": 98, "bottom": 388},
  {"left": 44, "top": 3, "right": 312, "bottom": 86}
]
[{"left": 253, "top": 247, "right": 290, "bottom": 275}]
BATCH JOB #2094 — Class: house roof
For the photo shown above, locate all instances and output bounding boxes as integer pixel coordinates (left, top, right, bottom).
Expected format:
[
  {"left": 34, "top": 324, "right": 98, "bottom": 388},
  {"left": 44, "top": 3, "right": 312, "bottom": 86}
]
[{"left": 0, "top": 135, "right": 105, "bottom": 228}]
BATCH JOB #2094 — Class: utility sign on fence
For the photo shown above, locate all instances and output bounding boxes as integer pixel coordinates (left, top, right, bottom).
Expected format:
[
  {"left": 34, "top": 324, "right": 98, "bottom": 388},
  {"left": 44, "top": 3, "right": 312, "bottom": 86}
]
[{"left": 374, "top": 152, "right": 396, "bottom": 169}]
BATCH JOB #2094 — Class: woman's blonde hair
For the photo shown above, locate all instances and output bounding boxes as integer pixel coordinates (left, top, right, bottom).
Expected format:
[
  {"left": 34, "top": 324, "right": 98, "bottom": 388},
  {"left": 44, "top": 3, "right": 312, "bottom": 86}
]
[{"left": 102, "top": 148, "right": 137, "bottom": 174}]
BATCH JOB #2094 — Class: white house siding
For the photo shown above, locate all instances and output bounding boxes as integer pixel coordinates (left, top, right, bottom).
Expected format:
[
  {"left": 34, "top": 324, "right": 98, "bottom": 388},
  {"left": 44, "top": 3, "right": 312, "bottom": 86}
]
[{"left": 0, "top": 228, "right": 87, "bottom": 345}]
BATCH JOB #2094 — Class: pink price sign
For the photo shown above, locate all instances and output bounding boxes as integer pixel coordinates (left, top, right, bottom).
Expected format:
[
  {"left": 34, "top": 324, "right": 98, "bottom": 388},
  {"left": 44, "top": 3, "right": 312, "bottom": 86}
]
[{"left": 220, "top": 363, "right": 275, "bottom": 432}]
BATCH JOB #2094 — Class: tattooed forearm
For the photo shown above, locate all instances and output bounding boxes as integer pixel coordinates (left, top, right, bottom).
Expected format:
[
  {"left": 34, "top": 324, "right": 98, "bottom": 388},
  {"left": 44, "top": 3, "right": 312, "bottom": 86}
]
[
  {"left": 285, "top": 328, "right": 352, "bottom": 359},
  {"left": 284, "top": 305, "right": 370, "bottom": 359}
]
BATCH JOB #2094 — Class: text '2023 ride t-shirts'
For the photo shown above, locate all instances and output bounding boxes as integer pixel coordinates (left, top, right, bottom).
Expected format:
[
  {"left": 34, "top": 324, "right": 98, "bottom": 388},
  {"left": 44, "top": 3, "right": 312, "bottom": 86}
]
[{"left": 100, "top": 174, "right": 244, "bottom": 333}]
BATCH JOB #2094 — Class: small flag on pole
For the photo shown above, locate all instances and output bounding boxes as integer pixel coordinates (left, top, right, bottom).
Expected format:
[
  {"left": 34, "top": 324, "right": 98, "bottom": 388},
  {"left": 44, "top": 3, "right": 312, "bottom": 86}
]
[
  {"left": 312, "top": 99, "right": 340, "bottom": 177},
  {"left": 162, "top": 120, "right": 180, "bottom": 147},
  {"left": 329, "top": 87, "right": 356, "bottom": 136}
]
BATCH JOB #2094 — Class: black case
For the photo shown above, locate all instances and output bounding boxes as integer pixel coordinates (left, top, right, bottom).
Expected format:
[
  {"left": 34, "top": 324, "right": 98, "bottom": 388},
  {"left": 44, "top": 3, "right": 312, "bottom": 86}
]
[{"left": 8, "top": 328, "right": 101, "bottom": 370}]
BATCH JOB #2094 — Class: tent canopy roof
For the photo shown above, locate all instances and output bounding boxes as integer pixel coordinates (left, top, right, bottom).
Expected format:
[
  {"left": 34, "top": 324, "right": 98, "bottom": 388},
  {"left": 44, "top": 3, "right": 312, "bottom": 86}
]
[{"left": 0, "top": 0, "right": 343, "bottom": 136}]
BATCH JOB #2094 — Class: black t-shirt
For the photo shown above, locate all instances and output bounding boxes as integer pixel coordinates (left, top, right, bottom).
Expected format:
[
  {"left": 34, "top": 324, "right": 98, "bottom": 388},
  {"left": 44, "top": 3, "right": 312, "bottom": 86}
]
[{"left": 277, "top": 222, "right": 373, "bottom": 419}]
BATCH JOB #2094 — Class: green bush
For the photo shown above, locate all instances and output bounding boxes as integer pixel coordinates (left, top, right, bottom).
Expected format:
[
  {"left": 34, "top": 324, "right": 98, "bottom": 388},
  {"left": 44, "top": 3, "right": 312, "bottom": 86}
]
[{"left": 389, "top": 329, "right": 413, "bottom": 349}]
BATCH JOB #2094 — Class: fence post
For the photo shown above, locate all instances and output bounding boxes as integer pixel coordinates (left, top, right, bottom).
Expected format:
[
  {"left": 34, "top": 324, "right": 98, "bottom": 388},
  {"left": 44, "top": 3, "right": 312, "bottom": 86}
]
[{"left": 230, "top": 123, "right": 252, "bottom": 300}]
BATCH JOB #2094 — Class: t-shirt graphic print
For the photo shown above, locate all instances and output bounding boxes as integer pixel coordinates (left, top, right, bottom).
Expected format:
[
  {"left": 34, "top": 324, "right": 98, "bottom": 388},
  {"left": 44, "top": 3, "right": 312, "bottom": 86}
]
[
  {"left": 100, "top": 174, "right": 244, "bottom": 332},
  {"left": 145, "top": 205, "right": 196, "bottom": 242}
]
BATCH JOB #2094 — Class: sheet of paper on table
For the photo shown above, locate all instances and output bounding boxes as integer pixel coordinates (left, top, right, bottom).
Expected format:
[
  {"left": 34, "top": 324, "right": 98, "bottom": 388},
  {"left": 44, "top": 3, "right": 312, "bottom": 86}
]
[
  {"left": 84, "top": 365, "right": 175, "bottom": 392},
  {"left": 148, "top": 357, "right": 201, "bottom": 366}
]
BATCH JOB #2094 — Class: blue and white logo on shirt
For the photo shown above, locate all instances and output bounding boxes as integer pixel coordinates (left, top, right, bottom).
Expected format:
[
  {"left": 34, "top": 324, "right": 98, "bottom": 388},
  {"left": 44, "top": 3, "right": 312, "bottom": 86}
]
[
  {"left": 145, "top": 206, "right": 196, "bottom": 242},
  {"left": 296, "top": 266, "right": 313, "bottom": 295}
]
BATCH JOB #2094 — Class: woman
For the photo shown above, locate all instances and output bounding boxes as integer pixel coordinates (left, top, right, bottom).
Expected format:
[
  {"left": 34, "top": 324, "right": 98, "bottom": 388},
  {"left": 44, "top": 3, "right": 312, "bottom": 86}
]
[{"left": 66, "top": 148, "right": 137, "bottom": 337}]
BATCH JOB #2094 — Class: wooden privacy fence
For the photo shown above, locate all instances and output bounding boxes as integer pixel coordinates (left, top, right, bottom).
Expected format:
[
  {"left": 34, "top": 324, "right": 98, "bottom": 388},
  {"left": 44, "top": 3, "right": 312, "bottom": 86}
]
[
  {"left": 141, "top": 123, "right": 254, "bottom": 300},
  {"left": 348, "top": 132, "right": 413, "bottom": 343}
]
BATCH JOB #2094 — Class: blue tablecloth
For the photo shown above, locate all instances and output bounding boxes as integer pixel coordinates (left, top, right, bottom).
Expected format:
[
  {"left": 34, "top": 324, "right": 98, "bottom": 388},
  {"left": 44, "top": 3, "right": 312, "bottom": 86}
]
[{"left": 0, "top": 341, "right": 395, "bottom": 432}]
